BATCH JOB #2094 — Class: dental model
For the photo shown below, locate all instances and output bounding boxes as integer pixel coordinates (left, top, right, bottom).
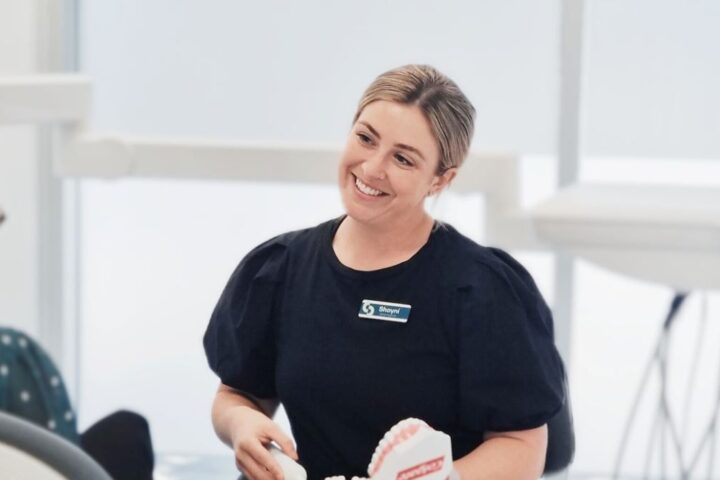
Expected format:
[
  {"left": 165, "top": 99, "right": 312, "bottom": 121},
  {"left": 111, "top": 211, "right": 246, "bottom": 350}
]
[
  {"left": 268, "top": 418, "right": 455, "bottom": 480},
  {"left": 324, "top": 418, "right": 456, "bottom": 480}
]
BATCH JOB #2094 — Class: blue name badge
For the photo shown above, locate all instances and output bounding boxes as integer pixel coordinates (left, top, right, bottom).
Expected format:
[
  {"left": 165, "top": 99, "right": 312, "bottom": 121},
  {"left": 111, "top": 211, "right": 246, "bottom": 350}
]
[{"left": 358, "top": 299, "right": 411, "bottom": 323}]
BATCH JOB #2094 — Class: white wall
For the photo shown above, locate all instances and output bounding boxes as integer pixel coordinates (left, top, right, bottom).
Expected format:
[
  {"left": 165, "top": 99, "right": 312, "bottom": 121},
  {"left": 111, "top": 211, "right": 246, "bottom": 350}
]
[{"left": 0, "top": 1, "right": 40, "bottom": 336}]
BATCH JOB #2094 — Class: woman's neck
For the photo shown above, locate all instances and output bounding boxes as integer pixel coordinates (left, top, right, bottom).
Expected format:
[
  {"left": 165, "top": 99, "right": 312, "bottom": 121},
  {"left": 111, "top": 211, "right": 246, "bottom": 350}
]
[{"left": 333, "top": 212, "right": 435, "bottom": 270}]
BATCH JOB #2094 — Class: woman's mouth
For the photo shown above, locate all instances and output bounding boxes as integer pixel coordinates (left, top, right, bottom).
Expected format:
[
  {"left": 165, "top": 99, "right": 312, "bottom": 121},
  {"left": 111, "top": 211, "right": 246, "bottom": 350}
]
[{"left": 353, "top": 174, "right": 389, "bottom": 197}]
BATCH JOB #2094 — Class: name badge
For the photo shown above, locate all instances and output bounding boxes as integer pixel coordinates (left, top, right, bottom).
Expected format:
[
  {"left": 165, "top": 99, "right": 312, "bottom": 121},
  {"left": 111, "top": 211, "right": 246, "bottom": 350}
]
[{"left": 358, "top": 299, "right": 411, "bottom": 323}]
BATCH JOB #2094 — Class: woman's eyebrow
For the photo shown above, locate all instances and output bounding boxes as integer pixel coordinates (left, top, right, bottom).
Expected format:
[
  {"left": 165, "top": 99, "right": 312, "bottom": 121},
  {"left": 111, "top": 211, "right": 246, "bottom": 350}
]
[
  {"left": 358, "top": 121, "right": 382, "bottom": 139},
  {"left": 395, "top": 143, "right": 426, "bottom": 162},
  {"left": 358, "top": 121, "right": 426, "bottom": 162}
]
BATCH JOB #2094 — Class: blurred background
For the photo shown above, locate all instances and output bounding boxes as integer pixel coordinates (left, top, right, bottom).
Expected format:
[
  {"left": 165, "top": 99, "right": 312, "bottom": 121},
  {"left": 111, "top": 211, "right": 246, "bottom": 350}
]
[{"left": 1, "top": 0, "right": 720, "bottom": 478}]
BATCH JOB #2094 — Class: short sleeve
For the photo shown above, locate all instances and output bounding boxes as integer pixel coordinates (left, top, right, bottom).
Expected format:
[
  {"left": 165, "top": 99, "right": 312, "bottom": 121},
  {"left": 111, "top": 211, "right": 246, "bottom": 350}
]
[
  {"left": 203, "top": 236, "right": 288, "bottom": 399},
  {"left": 457, "top": 249, "right": 566, "bottom": 433}
]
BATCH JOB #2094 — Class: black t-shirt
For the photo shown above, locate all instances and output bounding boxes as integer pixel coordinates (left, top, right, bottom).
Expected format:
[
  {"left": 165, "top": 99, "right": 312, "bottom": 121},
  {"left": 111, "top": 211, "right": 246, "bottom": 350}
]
[{"left": 204, "top": 216, "right": 565, "bottom": 479}]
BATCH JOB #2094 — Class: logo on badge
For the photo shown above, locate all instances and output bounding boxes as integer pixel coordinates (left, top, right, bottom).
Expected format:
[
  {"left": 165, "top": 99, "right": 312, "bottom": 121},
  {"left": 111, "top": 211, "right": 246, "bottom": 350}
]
[
  {"left": 361, "top": 301, "right": 375, "bottom": 316},
  {"left": 358, "top": 299, "right": 411, "bottom": 323}
]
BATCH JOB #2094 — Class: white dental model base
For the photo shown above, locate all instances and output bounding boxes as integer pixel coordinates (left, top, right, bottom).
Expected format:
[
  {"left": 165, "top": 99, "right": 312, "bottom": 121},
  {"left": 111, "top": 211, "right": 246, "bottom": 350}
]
[{"left": 325, "top": 418, "right": 456, "bottom": 480}]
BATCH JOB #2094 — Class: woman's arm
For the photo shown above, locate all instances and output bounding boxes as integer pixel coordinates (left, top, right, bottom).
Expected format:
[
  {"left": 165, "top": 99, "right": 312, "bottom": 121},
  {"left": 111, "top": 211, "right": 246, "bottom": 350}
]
[
  {"left": 211, "top": 383, "right": 297, "bottom": 480},
  {"left": 212, "top": 383, "right": 280, "bottom": 445},
  {"left": 452, "top": 424, "right": 548, "bottom": 480}
]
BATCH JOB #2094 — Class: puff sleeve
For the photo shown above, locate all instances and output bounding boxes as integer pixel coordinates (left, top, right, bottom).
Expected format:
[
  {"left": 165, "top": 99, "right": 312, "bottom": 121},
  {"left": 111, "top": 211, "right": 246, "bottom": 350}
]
[
  {"left": 203, "top": 236, "right": 288, "bottom": 399},
  {"left": 457, "top": 248, "right": 566, "bottom": 433}
]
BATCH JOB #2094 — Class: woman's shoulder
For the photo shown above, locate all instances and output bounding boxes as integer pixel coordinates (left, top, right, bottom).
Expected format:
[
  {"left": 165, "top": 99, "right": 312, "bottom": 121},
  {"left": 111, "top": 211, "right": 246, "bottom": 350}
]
[
  {"left": 436, "top": 222, "right": 537, "bottom": 296},
  {"left": 240, "top": 217, "right": 338, "bottom": 269},
  {"left": 252, "top": 217, "right": 338, "bottom": 253}
]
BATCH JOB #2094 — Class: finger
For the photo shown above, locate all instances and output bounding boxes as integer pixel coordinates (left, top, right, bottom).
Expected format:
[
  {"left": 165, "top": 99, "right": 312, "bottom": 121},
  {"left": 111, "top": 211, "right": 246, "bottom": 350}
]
[
  {"left": 247, "top": 441, "right": 284, "bottom": 480},
  {"left": 267, "top": 424, "right": 298, "bottom": 460},
  {"left": 234, "top": 451, "right": 255, "bottom": 478},
  {"left": 235, "top": 455, "right": 254, "bottom": 479},
  {"left": 235, "top": 444, "right": 270, "bottom": 480},
  {"left": 237, "top": 449, "right": 276, "bottom": 480}
]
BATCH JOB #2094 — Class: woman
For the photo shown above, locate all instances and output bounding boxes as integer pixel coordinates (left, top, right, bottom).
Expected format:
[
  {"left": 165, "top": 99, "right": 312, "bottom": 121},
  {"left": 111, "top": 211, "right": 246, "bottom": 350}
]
[{"left": 204, "top": 65, "right": 566, "bottom": 480}]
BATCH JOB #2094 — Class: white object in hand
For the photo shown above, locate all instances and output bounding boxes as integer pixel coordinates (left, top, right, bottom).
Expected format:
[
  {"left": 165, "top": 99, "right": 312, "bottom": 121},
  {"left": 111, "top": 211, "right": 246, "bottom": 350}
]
[{"left": 268, "top": 444, "right": 307, "bottom": 480}]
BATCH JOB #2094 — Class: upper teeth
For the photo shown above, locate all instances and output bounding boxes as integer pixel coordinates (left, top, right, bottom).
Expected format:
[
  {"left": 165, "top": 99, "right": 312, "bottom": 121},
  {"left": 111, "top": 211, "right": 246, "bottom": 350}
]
[{"left": 356, "top": 177, "right": 384, "bottom": 196}]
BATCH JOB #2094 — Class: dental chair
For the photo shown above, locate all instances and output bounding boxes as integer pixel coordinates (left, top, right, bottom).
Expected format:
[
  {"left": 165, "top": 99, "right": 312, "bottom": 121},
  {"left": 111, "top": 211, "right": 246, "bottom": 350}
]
[{"left": 0, "top": 410, "right": 112, "bottom": 480}]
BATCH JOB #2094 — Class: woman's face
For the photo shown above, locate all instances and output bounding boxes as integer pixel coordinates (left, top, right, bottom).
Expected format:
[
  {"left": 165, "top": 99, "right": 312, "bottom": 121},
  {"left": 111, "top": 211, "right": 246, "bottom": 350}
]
[{"left": 338, "top": 100, "right": 455, "bottom": 227}]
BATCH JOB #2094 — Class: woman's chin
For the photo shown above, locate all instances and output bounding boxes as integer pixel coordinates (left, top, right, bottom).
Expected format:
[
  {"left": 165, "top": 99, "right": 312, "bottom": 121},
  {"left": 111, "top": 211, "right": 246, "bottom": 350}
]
[
  {"left": 342, "top": 207, "right": 379, "bottom": 225},
  {"left": 341, "top": 192, "right": 379, "bottom": 220}
]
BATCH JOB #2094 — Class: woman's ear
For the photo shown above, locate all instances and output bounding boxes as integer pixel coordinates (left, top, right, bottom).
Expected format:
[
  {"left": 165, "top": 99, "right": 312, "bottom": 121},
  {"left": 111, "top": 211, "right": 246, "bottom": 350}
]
[{"left": 429, "top": 167, "right": 458, "bottom": 196}]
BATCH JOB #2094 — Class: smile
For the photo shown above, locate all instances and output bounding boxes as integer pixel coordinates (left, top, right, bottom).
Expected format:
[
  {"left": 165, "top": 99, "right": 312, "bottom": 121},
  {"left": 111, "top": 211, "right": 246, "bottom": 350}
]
[{"left": 354, "top": 175, "right": 388, "bottom": 197}]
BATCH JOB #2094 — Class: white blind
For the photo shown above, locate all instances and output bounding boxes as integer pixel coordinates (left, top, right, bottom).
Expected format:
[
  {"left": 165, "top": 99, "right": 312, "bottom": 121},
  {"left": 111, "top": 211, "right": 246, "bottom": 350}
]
[{"left": 583, "top": 0, "right": 720, "bottom": 159}]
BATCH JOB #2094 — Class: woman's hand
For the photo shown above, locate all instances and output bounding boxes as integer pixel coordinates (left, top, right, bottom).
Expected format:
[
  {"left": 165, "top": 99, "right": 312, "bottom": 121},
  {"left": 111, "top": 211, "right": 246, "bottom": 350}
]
[{"left": 226, "top": 405, "right": 298, "bottom": 480}]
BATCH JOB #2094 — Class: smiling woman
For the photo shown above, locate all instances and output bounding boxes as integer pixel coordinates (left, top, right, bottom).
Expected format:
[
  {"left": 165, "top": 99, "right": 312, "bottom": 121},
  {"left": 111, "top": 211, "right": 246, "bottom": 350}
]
[
  {"left": 203, "top": 65, "right": 567, "bottom": 480},
  {"left": 334, "top": 65, "right": 474, "bottom": 271},
  {"left": 339, "top": 101, "right": 443, "bottom": 229}
]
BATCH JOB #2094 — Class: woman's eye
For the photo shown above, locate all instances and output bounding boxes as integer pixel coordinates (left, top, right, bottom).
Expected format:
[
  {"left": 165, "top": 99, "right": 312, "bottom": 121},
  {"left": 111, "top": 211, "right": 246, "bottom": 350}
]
[
  {"left": 395, "top": 154, "right": 413, "bottom": 167},
  {"left": 356, "top": 133, "right": 372, "bottom": 144}
]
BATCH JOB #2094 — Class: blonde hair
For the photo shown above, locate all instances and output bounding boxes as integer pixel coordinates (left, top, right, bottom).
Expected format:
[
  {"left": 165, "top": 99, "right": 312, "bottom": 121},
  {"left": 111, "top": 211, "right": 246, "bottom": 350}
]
[{"left": 353, "top": 64, "right": 476, "bottom": 174}]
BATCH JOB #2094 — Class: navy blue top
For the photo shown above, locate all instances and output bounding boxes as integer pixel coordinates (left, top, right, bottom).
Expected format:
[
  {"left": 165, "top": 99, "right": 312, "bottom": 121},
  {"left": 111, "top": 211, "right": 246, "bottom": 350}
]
[{"left": 203, "top": 216, "right": 565, "bottom": 479}]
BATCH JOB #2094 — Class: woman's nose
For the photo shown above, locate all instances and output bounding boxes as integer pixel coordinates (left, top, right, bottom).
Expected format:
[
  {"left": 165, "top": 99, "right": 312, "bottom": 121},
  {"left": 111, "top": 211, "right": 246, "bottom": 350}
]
[{"left": 362, "top": 151, "right": 386, "bottom": 180}]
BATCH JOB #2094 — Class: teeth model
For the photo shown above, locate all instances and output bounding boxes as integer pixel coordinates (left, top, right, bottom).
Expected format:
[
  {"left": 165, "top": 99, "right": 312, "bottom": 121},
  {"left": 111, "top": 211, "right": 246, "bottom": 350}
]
[{"left": 325, "top": 418, "right": 454, "bottom": 480}]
